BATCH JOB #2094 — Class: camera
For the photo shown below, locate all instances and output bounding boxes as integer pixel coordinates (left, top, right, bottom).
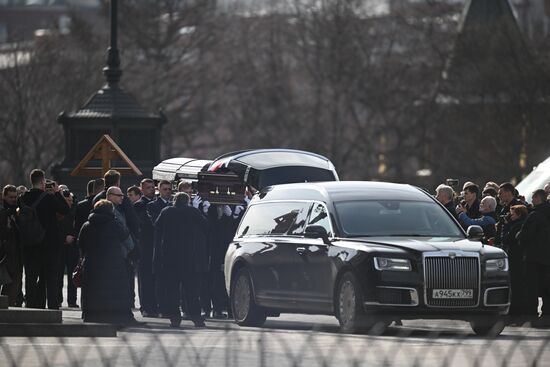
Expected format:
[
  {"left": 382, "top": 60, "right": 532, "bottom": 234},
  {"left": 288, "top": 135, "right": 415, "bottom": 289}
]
[{"left": 445, "top": 178, "right": 459, "bottom": 188}]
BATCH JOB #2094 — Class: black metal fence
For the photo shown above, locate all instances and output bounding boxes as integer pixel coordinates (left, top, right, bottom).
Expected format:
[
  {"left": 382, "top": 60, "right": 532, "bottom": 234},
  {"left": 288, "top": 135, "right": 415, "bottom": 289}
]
[{"left": 1, "top": 324, "right": 550, "bottom": 367}]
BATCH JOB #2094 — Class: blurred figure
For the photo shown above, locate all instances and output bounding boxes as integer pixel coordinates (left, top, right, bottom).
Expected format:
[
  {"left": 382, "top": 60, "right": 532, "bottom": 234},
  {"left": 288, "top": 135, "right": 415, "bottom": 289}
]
[
  {"left": 16, "top": 186, "right": 28, "bottom": 197},
  {"left": 127, "top": 186, "right": 142, "bottom": 204},
  {"left": 520, "top": 189, "right": 550, "bottom": 327},
  {"left": 178, "top": 180, "right": 193, "bottom": 194},
  {"left": 0, "top": 185, "right": 22, "bottom": 306},
  {"left": 79, "top": 200, "right": 138, "bottom": 326}
]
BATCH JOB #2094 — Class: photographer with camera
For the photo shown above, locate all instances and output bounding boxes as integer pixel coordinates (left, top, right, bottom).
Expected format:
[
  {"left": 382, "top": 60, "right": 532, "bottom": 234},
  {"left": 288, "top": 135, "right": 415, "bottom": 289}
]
[
  {"left": 456, "top": 196, "right": 498, "bottom": 242},
  {"left": 19, "top": 169, "right": 70, "bottom": 309}
]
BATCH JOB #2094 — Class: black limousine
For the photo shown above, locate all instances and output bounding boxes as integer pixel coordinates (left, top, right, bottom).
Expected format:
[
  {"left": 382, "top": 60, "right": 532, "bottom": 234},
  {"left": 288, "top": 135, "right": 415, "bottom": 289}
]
[{"left": 224, "top": 181, "right": 511, "bottom": 335}]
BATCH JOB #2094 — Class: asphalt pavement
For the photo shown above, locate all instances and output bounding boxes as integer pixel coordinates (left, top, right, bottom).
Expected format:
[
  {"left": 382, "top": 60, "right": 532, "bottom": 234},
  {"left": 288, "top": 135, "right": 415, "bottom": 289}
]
[{"left": 2, "top": 278, "right": 548, "bottom": 367}]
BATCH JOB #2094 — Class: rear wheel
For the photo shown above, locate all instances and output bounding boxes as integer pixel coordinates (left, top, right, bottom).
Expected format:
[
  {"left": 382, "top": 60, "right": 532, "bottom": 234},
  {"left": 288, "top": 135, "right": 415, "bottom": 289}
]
[
  {"left": 469, "top": 317, "right": 506, "bottom": 337},
  {"left": 336, "top": 272, "right": 386, "bottom": 334},
  {"left": 230, "top": 268, "right": 267, "bottom": 327}
]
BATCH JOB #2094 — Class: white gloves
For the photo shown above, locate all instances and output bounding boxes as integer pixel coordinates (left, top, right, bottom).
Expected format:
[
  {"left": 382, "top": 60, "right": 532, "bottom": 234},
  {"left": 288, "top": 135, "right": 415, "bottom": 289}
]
[
  {"left": 192, "top": 195, "right": 202, "bottom": 208},
  {"left": 244, "top": 196, "right": 251, "bottom": 205},
  {"left": 233, "top": 205, "right": 244, "bottom": 218},
  {"left": 202, "top": 200, "right": 211, "bottom": 214},
  {"left": 216, "top": 205, "right": 232, "bottom": 219}
]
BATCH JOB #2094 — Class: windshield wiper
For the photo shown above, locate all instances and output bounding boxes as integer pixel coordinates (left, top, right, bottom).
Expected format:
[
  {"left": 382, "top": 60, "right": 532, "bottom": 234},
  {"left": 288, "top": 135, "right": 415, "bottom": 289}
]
[{"left": 385, "top": 234, "right": 429, "bottom": 237}]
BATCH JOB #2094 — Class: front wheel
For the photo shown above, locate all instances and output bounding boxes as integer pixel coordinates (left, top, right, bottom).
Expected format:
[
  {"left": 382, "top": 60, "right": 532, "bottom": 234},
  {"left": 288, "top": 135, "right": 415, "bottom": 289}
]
[
  {"left": 469, "top": 317, "right": 506, "bottom": 337},
  {"left": 230, "top": 268, "right": 267, "bottom": 327},
  {"left": 335, "top": 272, "right": 385, "bottom": 334}
]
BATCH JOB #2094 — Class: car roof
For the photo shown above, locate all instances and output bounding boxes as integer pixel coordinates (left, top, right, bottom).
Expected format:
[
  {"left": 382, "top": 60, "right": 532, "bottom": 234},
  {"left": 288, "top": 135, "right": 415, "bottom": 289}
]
[
  {"left": 210, "top": 149, "right": 332, "bottom": 171},
  {"left": 255, "top": 181, "right": 432, "bottom": 203}
]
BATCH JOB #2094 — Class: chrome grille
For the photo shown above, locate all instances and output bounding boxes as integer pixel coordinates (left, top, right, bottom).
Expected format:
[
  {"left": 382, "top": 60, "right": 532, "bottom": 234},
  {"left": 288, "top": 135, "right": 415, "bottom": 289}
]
[{"left": 424, "top": 256, "right": 479, "bottom": 307}]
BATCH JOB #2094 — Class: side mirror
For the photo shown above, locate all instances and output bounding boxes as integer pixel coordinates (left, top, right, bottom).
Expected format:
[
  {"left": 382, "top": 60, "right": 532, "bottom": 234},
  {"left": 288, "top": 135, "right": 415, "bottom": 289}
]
[
  {"left": 304, "top": 225, "right": 330, "bottom": 245},
  {"left": 467, "top": 225, "right": 484, "bottom": 241}
]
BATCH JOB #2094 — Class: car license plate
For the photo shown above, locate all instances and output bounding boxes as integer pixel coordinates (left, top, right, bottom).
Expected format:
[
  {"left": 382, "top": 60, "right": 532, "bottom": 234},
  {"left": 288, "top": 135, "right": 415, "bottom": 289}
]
[{"left": 432, "top": 289, "right": 473, "bottom": 299}]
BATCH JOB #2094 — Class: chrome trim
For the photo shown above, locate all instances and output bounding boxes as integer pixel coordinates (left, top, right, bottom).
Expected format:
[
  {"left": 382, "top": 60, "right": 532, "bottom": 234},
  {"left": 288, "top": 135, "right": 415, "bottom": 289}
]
[
  {"left": 364, "top": 286, "right": 419, "bottom": 307},
  {"left": 484, "top": 287, "right": 511, "bottom": 307},
  {"left": 423, "top": 251, "right": 481, "bottom": 308}
]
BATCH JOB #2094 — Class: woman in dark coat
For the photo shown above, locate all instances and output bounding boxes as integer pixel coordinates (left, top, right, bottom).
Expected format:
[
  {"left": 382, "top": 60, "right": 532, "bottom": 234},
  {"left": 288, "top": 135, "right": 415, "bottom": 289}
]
[
  {"left": 153, "top": 192, "right": 209, "bottom": 328},
  {"left": 502, "top": 204, "right": 529, "bottom": 323},
  {"left": 79, "top": 200, "right": 137, "bottom": 325}
]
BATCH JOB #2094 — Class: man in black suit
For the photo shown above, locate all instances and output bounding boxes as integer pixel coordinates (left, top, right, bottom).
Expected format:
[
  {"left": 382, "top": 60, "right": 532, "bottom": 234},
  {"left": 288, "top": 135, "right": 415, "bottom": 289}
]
[
  {"left": 134, "top": 178, "right": 157, "bottom": 317},
  {"left": 147, "top": 180, "right": 172, "bottom": 223},
  {"left": 20, "top": 169, "right": 70, "bottom": 309},
  {"left": 148, "top": 179, "right": 172, "bottom": 315},
  {"left": 153, "top": 192, "right": 209, "bottom": 327},
  {"left": 93, "top": 170, "right": 139, "bottom": 241}
]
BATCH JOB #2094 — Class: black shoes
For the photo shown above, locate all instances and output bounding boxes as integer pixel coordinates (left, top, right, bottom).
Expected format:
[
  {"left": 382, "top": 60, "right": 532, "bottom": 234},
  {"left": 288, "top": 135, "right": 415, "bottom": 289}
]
[
  {"left": 169, "top": 317, "right": 205, "bottom": 328},
  {"left": 192, "top": 318, "right": 206, "bottom": 328},
  {"left": 119, "top": 318, "right": 146, "bottom": 328},
  {"left": 211, "top": 311, "right": 228, "bottom": 319},
  {"left": 141, "top": 311, "right": 159, "bottom": 318},
  {"left": 68, "top": 304, "right": 79, "bottom": 308},
  {"left": 170, "top": 318, "right": 181, "bottom": 328}
]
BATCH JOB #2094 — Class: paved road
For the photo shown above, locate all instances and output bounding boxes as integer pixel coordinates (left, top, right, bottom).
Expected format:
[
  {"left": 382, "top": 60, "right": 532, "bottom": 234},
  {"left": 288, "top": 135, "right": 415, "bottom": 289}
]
[{"left": 2, "top": 309, "right": 549, "bottom": 367}]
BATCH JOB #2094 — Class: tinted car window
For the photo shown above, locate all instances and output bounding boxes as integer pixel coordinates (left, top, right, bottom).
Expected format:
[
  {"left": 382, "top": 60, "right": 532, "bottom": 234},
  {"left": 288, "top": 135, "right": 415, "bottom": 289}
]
[
  {"left": 308, "top": 203, "right": 333, "bottom": 237},
  {"left": 237, "top": 202, "right": 312, "bottom": 237},
  {"left": 334, "top": 200, "right": 463, "bottom": 237},
  {"left": 258, "top": 167, "right": 336, "bottom": 188}
]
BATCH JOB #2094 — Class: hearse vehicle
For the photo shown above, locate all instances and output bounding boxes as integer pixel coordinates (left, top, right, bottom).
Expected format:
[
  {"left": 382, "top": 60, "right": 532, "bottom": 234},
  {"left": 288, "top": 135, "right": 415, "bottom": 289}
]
[
  {"left": 153, "top": 149, "right": 339, "bottom": 204},
  {"left": 224, "top": 181, "right": 511, "bottom": 335}
]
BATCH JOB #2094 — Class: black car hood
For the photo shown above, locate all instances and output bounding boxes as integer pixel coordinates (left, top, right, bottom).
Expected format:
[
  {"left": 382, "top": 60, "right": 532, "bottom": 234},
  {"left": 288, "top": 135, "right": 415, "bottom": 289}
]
[{"left": 338, "top": 237, "right": 505, "bottom": 256}]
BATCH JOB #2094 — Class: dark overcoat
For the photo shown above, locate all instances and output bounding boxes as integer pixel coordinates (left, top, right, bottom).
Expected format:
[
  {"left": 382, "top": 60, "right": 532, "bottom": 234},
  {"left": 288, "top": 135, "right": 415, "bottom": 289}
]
[
  {"left": 520, "top": 201, "right": 550, "bottom": 265},
  {"left": 74, "top": 196, "right": 94, "bottom": 239},
  {"left": 153, "top": 205, "right": 209, "bottom": 274},
  {"left": 79, "top": 206, "right": 132, "bottom": 323},
  {"left": 134, "top": 196, "right": 154, "bottom": 257}
]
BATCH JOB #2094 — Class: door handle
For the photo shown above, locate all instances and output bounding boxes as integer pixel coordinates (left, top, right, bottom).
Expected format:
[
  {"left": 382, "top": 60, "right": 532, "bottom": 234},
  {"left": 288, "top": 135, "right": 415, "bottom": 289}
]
[{"left": 296, "top": 247, "right": 307, "bottom": 254}]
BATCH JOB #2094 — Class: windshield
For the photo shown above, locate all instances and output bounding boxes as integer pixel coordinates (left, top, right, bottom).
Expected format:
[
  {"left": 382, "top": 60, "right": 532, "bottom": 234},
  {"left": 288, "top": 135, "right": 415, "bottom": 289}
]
[{"left": 334, "top": 200, "right": 464, "bottom": 238}]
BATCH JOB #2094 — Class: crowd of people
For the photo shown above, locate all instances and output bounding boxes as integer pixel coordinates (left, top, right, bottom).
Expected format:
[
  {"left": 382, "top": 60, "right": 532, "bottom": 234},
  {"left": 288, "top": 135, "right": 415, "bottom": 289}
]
[
  {"left": 0, "top": 169, "right": 247, "bottom": 328},
  {"left": 435, "top": 180, "right": 550, "bottom": 327},
  {"left": 2, "top": 169, "right": 549, "bottom": 328}
]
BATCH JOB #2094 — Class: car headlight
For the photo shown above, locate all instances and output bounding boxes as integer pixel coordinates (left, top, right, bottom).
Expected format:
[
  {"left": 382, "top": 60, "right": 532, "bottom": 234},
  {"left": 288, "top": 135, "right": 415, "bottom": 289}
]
[
  {"left": 374, "top": 257, "right": 412, "bottom": 271},
  {"left": 486, "top": 258, "right": 508, "bottom": 272}
]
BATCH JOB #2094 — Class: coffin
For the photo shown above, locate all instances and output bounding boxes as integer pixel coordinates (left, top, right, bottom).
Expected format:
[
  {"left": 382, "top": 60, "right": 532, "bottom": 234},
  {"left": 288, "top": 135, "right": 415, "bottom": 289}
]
[{"left": 197, "top": 171, "right": 246, "bottom": 205}]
